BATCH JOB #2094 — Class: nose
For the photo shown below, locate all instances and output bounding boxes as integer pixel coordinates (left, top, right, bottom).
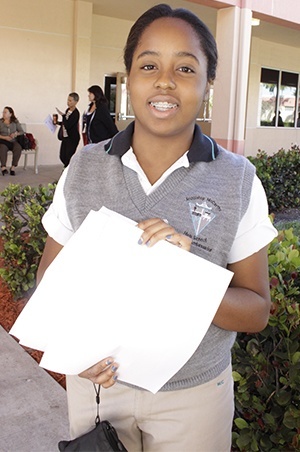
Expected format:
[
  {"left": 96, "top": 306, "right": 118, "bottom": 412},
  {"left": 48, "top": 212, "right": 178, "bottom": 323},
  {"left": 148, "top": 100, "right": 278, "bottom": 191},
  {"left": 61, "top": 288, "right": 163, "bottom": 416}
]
[{"left": 154, "top": 70, "right": 176, "bottom": 90}]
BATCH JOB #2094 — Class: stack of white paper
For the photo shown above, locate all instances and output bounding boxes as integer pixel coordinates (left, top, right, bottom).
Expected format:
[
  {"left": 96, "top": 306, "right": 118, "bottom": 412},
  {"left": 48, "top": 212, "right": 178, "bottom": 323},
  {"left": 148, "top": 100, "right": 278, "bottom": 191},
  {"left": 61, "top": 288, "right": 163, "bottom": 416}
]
[{"left": 10, "top": 207, "right": 233, "bottom": 394}]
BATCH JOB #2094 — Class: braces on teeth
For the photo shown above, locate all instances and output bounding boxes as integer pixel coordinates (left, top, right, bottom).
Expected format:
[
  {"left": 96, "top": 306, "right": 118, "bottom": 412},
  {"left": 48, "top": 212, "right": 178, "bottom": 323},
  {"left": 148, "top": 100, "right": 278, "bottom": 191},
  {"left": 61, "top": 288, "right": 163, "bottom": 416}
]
[{"left": 150, "top": 102, "right": 177, "bottom": 110}]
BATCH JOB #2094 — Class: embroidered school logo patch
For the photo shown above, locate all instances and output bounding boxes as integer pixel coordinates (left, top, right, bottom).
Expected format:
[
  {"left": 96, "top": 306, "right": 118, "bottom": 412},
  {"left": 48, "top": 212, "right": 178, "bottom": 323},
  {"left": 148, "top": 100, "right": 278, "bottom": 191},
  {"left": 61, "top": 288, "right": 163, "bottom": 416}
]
[{"left": 189, "top": 201, "right": 216, "bottom": 236}]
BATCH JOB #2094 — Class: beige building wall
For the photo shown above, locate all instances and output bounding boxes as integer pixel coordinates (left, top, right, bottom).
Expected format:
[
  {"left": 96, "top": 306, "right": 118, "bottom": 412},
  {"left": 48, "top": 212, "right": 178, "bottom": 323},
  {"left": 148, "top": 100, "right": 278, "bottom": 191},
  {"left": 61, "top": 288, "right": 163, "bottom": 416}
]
[
  {"left": 1, "top": 0, "right": 299, "bottom": 165},
  {"left": 90, "top": 15, "right": 131, "bottom": 88},
  {"left": 0, "top": 0, "right": 77, "bottom": 165},
  {"left": 0, "top": 0, "right": 131, "bottom": 166}
]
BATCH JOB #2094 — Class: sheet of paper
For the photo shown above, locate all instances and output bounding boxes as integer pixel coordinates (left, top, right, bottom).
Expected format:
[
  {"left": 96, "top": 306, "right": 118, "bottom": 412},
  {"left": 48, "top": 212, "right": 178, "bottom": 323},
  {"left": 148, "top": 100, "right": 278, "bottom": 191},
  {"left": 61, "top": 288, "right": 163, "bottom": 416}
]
[
  {"left": 10, "top": 208, "right": 233, "bottom": 393},
  {"left": 44, "top": 114, "right": 56, "bottom": 133}
]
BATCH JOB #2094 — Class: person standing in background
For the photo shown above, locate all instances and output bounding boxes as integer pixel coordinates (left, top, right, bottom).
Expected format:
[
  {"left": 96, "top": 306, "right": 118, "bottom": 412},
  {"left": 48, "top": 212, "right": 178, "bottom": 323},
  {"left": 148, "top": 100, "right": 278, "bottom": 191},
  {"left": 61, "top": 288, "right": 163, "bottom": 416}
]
[
  {"left": 55, "top": 93, "right": 80, "bottom": 167},
  {"left": 82, "top": 85, "right": 118, "bottom": 145},
  {"left": 0, "top": 106, "right": 24, "bottom": 176}
]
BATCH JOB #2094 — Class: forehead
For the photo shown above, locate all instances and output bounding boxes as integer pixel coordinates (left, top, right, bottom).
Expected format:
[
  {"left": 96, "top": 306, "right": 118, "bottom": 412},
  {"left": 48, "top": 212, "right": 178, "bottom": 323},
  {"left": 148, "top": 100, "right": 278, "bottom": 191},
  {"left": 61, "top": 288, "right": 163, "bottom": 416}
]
[{"left": 136, "top": 17, "right": 202, "bottom": 55}]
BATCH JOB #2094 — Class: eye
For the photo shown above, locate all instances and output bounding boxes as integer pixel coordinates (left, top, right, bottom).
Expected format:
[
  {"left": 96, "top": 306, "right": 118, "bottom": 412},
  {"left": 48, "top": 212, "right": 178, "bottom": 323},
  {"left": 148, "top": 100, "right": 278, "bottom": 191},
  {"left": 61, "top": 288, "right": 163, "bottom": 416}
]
[
  {"left": 178, "top": 66, "right": 195, "bottom": 74},
  {"left": 141, "top": 64, "right": 156, "bottom": 71}
]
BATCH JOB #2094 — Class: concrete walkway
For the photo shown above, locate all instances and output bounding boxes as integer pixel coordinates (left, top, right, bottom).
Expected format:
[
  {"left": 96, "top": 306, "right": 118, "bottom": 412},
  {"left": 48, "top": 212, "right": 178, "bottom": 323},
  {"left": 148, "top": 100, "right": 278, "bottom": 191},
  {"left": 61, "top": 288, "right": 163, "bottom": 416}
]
[
  {"left": 0, "top": 326, "right": 69, "bottom": 452},
  {"left": 0, "top": 164, "right": 63, "bottom": 192},
  {"left": 0, "top": 165, "right": 70, "bottom": 451}
]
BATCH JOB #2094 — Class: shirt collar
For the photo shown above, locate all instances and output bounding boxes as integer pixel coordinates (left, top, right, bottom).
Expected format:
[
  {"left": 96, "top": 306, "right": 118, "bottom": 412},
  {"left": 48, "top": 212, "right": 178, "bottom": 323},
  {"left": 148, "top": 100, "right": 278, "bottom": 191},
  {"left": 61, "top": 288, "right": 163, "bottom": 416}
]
[{"left": 104, "top": 121, "right": 219, "bottom": 162}]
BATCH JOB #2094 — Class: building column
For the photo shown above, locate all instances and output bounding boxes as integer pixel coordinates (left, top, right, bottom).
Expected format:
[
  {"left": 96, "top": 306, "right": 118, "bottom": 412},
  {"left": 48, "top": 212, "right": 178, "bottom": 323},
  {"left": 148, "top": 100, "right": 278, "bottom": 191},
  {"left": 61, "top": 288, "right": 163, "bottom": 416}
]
[
  {"left": 211, "top": 6, "right": 252, "bottom": 154},
  {"left": 71, "top": 0, "right": 93, "bottom": 113}
]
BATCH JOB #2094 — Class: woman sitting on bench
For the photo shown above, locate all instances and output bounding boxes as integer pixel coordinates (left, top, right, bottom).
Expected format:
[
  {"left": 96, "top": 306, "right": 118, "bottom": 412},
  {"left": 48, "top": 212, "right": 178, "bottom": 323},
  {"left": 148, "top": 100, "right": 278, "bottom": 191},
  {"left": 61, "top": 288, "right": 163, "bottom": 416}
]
[{"left": 0, "top": 106, "right": 24, "bottom": 176}]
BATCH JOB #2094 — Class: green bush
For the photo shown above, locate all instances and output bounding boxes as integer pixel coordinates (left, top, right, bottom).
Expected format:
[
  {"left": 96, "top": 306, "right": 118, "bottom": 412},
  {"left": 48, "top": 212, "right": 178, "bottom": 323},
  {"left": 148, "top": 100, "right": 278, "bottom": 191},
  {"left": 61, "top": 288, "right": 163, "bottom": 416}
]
[
  {"left": 232, "top": 226, "right": 300, "bottom": 451},
  {"left": 0, "top": 183, "right": 56, "bottom": 299},
  {"left": 248, "top": 144, "right": 300, "bottom": 212}
]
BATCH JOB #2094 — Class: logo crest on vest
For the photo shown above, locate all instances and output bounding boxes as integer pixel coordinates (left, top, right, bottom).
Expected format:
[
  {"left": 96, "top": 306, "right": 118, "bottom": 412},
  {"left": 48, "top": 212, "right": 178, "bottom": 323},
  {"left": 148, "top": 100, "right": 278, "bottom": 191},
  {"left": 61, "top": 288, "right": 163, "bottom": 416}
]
[{"left": 189, "top": 201, "right": 216, "bottom": 236}]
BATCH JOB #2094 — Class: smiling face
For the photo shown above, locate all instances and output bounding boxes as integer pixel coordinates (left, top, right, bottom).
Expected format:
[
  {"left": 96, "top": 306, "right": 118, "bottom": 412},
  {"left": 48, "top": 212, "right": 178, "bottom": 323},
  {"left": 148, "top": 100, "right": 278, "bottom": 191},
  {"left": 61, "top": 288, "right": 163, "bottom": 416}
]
[{"left": 127, "top": 17, "right": 210, "bottom": 141}]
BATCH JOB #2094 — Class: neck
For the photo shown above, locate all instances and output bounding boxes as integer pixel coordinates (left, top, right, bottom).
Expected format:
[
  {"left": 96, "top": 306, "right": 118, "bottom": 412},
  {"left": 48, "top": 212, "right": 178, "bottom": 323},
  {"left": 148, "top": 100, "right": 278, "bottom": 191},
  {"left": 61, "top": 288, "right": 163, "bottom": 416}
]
[{"left": 132, "top": 124, "right": 194, "bottom": 185}]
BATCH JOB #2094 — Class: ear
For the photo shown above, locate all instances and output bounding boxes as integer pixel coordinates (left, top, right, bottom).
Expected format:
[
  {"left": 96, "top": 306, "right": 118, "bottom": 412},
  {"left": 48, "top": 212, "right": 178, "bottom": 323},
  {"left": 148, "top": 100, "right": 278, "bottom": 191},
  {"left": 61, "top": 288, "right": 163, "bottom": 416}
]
[
  {"left": 204, "top": 81, "right": 211, "bottom": 102},
  {"left": 126, "top": 75, "right": 131, "bottom": 95}
]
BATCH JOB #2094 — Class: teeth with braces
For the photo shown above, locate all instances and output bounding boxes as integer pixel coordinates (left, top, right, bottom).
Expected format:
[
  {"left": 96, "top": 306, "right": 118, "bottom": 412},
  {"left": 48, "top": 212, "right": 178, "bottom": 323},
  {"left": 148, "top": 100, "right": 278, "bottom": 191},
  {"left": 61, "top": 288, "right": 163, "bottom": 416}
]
[{"left": 150, "top": 102, "right": 177, "bottom": 111}]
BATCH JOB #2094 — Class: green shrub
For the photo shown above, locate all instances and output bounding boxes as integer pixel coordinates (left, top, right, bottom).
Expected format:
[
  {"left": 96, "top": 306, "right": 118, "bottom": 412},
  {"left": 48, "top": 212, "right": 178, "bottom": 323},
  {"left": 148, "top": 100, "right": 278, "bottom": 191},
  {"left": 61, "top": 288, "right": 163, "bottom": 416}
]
[
  {"left": 0, "top": 183, "right": 56, "bottom": 299},
  {"left": 248, "top": 144, "right": 300, "bottom": 212},
  {"left": 232, "top": 226, "right": 300, "bottom": 451},
  {"left": 274, "top": 220, "right": 300, "bottom": 238}
]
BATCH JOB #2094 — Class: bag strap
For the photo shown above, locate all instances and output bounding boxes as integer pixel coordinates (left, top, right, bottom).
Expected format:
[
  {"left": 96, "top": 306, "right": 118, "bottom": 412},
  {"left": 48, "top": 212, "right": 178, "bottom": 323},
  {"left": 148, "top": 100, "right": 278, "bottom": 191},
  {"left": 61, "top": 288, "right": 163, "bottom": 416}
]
[{"left": 93, "top": 383, "right": 101, "bottom": 425}]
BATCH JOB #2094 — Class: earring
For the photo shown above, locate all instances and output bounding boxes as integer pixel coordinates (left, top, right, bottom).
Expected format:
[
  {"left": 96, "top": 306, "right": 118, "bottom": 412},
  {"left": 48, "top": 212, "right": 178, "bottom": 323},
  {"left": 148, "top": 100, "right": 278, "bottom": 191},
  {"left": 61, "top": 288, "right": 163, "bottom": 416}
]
[{"left": 203, "top": 100, "right": 208, "bottom": 121}]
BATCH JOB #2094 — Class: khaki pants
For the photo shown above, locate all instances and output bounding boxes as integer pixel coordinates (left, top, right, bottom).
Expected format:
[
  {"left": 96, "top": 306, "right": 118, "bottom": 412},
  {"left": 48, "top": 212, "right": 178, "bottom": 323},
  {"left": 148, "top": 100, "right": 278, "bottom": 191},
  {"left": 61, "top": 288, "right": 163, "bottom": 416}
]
[{"left": 66, "top": 364, "right": 234, "bottom": 452}]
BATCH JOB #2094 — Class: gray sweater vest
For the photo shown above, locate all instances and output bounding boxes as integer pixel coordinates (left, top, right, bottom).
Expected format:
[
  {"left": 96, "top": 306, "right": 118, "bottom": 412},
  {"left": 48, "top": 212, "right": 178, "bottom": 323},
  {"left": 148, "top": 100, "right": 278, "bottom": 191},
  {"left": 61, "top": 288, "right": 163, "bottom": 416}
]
[{"left": 64, "top": 135, "right": 255, "bottom": 391}]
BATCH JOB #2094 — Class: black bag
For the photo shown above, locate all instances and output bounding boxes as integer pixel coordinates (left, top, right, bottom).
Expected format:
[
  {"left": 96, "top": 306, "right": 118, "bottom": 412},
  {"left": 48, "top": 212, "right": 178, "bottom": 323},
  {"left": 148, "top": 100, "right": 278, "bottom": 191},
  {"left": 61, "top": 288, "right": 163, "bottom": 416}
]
[
  {"left": 58, "top": 420, "right": 127, "bottom": 451},
  {"left": 58, "top": 126, "right": 64, "bottom": 141},
  {"left": 58, "top": 384, "right": 127, "bottom": 452},
  {"left": 17, "top": 134, "right": 30, "bottom": 150}
]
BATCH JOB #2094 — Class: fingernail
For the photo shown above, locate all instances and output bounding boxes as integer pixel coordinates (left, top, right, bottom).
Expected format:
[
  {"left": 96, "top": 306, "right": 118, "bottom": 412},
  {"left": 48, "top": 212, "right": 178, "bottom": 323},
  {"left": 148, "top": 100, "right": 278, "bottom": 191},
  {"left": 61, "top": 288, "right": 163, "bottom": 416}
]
[
  {"left": 138, "top": 238, "right": 143, "bottom": 245},
  {"left": 106, "top": 359, "right": 112, "bottom": 365},
  {"left": 146, "top": 240, "right": 151, "bottom": 247},
  {"left": 111, "top": 365, "right": 118, "bottom": 372},
  {"left": 166, "top": 235, "right": 172, "bottom": 240},
  {"left": 113, "top": 375, "right": 118, "bottom": 381}
]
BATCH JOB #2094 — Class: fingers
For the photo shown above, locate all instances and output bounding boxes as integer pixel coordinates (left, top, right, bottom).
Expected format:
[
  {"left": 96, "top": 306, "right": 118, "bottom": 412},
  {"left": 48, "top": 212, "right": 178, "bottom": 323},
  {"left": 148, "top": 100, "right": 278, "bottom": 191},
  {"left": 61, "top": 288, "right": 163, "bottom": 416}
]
[
  {"left": 165, "top": 232, "right": 192, "bottom": 251},
  {"left": 137, "top": 218, "right": 192, "bottom": 251},
  {"left": 79, "top": 357, "right": 118, "bottom": 388}
]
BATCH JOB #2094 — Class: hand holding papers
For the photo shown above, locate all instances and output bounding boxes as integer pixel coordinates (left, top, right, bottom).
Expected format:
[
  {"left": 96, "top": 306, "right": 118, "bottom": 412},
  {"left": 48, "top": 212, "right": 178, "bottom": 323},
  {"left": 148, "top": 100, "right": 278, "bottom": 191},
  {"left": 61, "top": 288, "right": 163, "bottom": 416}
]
[
  {"left": 10, "top": 207, "right": 233, "bottom": 394},
  {"left": 44, "top": 114, "right": 57, "bottom": 133}
]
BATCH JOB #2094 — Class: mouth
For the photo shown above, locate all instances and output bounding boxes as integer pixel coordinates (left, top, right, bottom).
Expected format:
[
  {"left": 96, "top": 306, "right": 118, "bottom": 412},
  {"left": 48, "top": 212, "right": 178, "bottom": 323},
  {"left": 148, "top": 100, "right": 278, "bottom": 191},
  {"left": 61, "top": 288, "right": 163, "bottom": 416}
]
[{"left": 149, "top": 101, "right": 178, "bottom": 112}]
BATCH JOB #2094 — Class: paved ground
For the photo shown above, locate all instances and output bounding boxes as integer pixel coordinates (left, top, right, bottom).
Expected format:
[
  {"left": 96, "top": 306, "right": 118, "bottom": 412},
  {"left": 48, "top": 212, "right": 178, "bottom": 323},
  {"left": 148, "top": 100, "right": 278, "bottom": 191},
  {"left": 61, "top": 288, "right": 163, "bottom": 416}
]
[
  {"left": 0, "top": 164, "right": 63, "bottom": 192},
  {"left": 0, "top": 165, "right": 70, "bottom": 452},
  {"left": 0, "top": 326, "right": 69, "bottom": 452}
]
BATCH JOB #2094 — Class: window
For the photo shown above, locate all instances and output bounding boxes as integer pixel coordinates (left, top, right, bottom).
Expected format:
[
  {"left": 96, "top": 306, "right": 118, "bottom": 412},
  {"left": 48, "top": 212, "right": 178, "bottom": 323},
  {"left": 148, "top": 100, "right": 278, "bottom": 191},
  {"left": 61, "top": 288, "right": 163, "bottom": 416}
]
[
  {"left": 259, "top": 68, "right": 299, "bottom": 127},
  {"left": 104, "top": 76, "right": 117, "bottom": 120}
]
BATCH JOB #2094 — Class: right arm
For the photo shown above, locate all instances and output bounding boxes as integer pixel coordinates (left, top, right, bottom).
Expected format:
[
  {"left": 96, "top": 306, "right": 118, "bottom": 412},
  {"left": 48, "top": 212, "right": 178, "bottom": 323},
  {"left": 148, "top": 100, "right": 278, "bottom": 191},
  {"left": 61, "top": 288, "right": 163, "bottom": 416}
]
[{"left": 36, "top": 236, "right": 63, "bottom": 285}]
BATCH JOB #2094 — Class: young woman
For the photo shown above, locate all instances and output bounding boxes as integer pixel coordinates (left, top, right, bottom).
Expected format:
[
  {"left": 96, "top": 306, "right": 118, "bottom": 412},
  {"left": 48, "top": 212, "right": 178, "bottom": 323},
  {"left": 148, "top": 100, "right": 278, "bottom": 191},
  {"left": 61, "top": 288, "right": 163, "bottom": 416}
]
[
  {"left": 82, "top": 85, "right": 118, "bottom": 144},
  {"left": 56, "top": 92, "right": 80, "bottom": 167},
  {"left": 37, "top": 4, "right": 277, "bottom": 451},
  {"left": 0, "top": 106, "right": 24, "bottom": 175}
]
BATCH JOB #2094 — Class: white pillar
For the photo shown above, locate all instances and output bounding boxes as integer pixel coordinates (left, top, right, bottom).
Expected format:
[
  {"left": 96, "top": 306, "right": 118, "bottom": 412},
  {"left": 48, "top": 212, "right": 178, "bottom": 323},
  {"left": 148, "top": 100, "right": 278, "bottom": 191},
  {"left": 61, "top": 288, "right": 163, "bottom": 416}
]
[
  {"left": 71, "top": 0, "right": 93, "bottom": 114},
  {"left": 211, "top": 6, "right": 252, "bottom": 154}
]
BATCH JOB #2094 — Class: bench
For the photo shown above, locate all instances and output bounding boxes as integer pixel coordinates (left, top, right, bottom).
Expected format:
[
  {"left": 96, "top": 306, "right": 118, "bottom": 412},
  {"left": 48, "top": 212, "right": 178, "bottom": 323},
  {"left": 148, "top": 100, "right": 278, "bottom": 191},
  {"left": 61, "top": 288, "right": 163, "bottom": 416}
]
[{"left": 8, "top": 123, "right": 39, "bottom": 174}]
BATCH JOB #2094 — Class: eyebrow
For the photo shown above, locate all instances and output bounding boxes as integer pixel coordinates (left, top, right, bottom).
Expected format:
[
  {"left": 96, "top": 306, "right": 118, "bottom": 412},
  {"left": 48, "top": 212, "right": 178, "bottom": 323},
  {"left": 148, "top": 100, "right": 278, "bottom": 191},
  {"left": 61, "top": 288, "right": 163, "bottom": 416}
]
[{"left": 136, "top": 50, "right": 200, "bottom": 65}]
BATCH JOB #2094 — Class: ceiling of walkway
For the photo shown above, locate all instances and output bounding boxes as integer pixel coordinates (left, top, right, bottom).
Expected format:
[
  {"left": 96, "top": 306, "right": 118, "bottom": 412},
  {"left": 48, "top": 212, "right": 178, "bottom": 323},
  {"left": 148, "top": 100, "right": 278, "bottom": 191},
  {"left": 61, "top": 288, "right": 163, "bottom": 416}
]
[{"left": 82, "top": 0, "right": 300, "bottom": 48}]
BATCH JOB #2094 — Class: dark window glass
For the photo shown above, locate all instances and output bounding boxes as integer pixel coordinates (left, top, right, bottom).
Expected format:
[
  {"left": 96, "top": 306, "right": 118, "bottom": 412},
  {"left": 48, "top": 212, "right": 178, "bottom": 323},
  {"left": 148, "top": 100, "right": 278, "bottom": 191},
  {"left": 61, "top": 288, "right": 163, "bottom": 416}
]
[{"left": 259, "top": 69, "right": 279, "bottom": 126}]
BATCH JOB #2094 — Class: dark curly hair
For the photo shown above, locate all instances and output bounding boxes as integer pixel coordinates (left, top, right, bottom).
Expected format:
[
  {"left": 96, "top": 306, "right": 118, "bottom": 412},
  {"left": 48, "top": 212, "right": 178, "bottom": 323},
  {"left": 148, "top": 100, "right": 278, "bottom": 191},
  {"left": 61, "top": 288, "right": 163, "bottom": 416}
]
[{"left": 124, "top": 3, "right": 218, "bottom": 82}]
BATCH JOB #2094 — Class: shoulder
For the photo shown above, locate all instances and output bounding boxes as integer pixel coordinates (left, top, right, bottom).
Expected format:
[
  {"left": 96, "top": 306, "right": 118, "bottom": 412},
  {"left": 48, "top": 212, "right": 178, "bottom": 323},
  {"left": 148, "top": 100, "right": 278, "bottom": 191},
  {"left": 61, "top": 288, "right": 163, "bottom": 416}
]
[
  {"left": 97, "top": 103, "right": 110, "bottom": 115},
  {"left": 217, "top": 145, "right": 254, "bottom": 167},
  {"left": 216, "top": 145, "right": 256, "bottom": 182},
  {"left": 67, "top": 141, "right": 111, "bottom": 169},
  {"left": 64, "top": 141, "right": 120, "bottom": 199}
]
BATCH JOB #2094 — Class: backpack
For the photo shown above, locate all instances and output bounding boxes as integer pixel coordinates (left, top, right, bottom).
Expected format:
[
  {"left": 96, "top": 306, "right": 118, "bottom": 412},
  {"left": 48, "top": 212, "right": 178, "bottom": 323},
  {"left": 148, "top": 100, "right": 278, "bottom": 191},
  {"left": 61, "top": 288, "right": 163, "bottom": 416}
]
[{"left": 25, "top": 133, "right": 36, "bottom": 150}]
